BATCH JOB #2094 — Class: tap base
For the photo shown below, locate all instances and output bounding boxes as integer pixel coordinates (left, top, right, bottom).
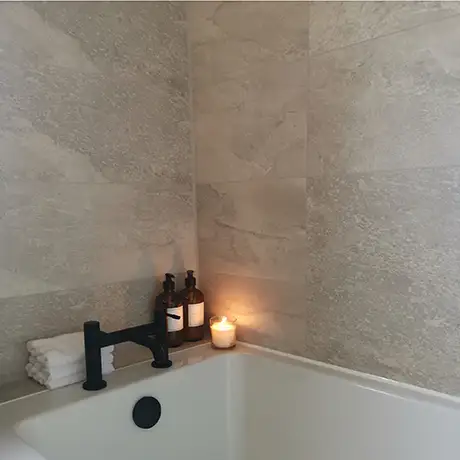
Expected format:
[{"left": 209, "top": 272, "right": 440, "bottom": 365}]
[
  {"left": 83, "top": 379, "right": 107, "bottom": 391},
  {"left": 151, "top": 360, "right": 172, "bottom": 369}
]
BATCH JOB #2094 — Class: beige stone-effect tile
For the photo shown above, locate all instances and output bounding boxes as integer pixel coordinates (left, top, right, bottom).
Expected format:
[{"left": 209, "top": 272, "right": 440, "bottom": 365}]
[
  {"left": 197, "top": 179, "right": 307, "bottom": 282},
  {"left": 0, "top": 2, "right": 191, "bottom": 185},
  {"left": 29, "top": 2, "right": 187, "bottom": 79},
  {"left": 201, "top": 272, "right": 306, "bottom": 355},
  {"left": 308, "top": 15, "right": 460, "bottom": 177},
  {"left": 0, "top": 183, "right": 196, "bottom": 298},
  {"left": 303, "top": 167, "right": 460, "bottom": 394},
  {"left": 189, "top": 1, "right": 308, "bottom": 183},
  {"left": 310, "top": 1, "right": 460, "bottom": 55},
  {"left": 0, "top": 1, "right": 197, "bottom": 387}
]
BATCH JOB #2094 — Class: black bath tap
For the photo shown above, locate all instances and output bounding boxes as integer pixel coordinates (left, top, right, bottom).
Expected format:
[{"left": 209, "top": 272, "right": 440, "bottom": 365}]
[{"left": 82, "top": 308, "right": 179, "bottom": 391}]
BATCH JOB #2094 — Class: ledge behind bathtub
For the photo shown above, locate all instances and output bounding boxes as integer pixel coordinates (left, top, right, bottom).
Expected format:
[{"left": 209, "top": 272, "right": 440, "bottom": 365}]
[{"left": 0, "top": 338, "right": 209, "bottom": 405}]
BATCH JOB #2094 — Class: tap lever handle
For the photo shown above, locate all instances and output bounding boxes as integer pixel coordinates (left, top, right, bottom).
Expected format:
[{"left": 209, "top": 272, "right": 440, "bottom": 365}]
[{"left": 166, "top": 313, "right": 180, "bottom": 320}]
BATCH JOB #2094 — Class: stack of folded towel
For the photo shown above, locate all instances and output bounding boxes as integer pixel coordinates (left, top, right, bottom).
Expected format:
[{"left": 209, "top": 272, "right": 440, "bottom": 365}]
[{"left": 26, "top": 332, "right": 115, "bottom": 389}]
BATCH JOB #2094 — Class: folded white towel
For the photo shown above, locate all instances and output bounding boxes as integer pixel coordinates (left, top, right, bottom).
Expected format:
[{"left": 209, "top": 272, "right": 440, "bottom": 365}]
[
  {"left": 28, "top": 351, "right": 113, "bottom": 367},
  {"left": 26, "top": 352, "right": 114, "bottom": 381},
  {"left": 27, "top": 332, "right": 115, "bottom": 367},
  {"left": 26, "top": 362, "right": 114, "bottom": 389},
  {"left": 30, "top": 348, "right": 114, "bottom": 368}
]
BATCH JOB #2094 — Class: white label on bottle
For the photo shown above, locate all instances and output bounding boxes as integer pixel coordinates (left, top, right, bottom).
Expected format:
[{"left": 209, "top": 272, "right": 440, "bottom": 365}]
[
  {"left": 188, "top": 302, "right": 204, "bottom": 327},
  {"left": 167, "top": 306, "right": 183, "bottom": 332}
]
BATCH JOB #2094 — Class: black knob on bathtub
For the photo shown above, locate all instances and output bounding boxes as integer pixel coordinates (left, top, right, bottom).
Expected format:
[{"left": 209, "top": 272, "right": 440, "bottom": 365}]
[{"left": 132, "top": 396, "right": 161, "bottom": 429}]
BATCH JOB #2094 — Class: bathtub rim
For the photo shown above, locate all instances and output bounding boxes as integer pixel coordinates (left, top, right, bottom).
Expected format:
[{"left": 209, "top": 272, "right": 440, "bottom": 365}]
[{"left": 2, "top": 341, "right": 460, "bottom": 413}]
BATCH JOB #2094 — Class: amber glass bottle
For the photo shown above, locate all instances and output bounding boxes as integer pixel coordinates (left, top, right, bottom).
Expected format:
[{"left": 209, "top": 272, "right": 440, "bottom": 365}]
[
  {"left": 181, "top": 270, "right": 205, "bottom": 342},
  {"left": 155, "top": 273, "right": 184, "bottom": 348}
]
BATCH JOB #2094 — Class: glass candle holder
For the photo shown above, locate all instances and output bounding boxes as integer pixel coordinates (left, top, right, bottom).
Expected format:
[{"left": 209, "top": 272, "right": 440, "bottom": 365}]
[{"left": 210, "top": 316, "right": 237, "bottom": 349}]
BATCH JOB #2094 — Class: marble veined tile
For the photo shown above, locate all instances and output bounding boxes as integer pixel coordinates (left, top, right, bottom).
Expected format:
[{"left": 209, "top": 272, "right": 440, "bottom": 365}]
[
  {"left": 0, "top": 1, "right": 197, "bottom": 386},
  {"left": 308, "top": 15, "right": 460, "bottom": 177},
  {"left": 188, "top": 2, "right": 308, "bottom": 63},
  {"left": 303, "top": 167, "right": 460, "bottom": 394},
  {"left": 189, "top": 1, "right": 308, "bottom": 182},
  {"left": 0, "top": 116, "right": 107, "bottom": 183},
  {"left": 0, "top": 182, "right": 196, "bottom": 298},
  {"left": 310, "top": 1, "right": 460, "bottom": 55},
  {"left": 30, "top": 2, "right": 187, "bottom": 81},
  {"left": 0, "top": 2, "right": 191, "bottom": 185},
  {"left": 197, "top": 179, "right": 307, "bottom": 281}
]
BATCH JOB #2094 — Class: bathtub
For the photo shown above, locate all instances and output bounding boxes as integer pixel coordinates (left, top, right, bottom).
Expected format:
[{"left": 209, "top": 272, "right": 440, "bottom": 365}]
[{"left": 1, "top": 343, "right": 460, "bottom": 460}]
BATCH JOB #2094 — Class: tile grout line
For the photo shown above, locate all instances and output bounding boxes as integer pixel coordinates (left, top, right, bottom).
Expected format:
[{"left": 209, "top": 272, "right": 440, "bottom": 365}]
[
  {"left": 0, "top": 275, "right": 157, "bottom": 303},
  {"left": 0, "top": 180, "right": 194, "bottom": 189},
  {"left": 304, "top": 1, "right": 312, "bottom": 354},
  {"left": 184, "top": 3, "right": 201, "bottom": 283},
  {"left": 306, "top": 163, "right": 460, "bottom": 182},
  {"left": 198, "top": 162, "right": 460, "bottom": 187},
  {"left": 197, "top": 176, "right": 308, "bottom": 187},
  {"left": 310, "top": 11, "right": 460, "bottom": 58}
]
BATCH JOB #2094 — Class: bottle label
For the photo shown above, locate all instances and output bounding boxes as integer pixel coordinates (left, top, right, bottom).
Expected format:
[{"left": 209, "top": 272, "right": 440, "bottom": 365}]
[
  {"left": 167, "top": 306, "right": 183, "bottom": 332},
  {"left": 188, "top": 302, "right": 204, "bottom": 327}
]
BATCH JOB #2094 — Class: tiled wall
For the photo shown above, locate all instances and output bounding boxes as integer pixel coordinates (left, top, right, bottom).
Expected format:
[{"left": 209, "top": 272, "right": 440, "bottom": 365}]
[
  {"left": 190, "top": 1, "right": 460, "bottom": 395},
  {"left": 189, "top": 1, "right": 309, "bottom": 358},
  {"left": 3, "top": 0, "right": 460, "bottom": 395},
  {"left": 0, "top": 2, "right": 196, "bottom": 384}
]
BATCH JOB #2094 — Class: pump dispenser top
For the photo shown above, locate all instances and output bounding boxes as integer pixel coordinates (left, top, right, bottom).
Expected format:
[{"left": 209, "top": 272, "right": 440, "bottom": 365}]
[
  {"left": 185, "top": 270, "right": 196, "bottom": 288},
  {"left": 163, "top": 273, "right": 175, "bottom": 292}
]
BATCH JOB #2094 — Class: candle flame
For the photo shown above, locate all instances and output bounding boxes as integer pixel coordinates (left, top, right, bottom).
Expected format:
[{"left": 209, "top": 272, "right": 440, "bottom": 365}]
[{"left": 221, "top": 316, "right": 228, "bottom": 323}]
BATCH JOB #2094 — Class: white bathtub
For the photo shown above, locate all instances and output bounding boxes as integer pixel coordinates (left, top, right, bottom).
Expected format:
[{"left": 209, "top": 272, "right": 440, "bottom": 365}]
[{"left": 1, "top": 343, "right": 460, "bottom": 460}]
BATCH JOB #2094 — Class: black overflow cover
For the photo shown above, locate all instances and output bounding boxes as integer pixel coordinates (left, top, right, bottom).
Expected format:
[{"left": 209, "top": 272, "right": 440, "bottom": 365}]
[{"left": 132, "top": 396, "right": 161, "bottom": 429}]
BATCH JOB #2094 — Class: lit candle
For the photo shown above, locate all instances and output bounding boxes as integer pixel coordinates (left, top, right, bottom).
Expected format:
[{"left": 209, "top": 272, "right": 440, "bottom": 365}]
[{"left": 210, "top": 316, "right": 237, "bottom": 349}]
